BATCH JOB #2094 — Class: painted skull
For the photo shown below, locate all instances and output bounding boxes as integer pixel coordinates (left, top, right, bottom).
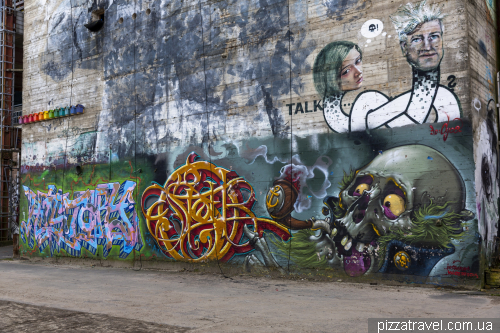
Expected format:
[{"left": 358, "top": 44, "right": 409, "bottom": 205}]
[{"left": 325, "top": 145, "right": 465, "bottom": 276}]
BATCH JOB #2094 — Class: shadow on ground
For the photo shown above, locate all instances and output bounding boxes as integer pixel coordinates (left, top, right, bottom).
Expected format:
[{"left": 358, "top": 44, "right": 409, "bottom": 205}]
[{"left": 0, "top": 300, "right": 190, "bottom": 333}]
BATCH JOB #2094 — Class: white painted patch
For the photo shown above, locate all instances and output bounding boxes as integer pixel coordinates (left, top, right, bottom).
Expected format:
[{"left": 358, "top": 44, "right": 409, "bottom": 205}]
[
  {"left": 382, "top": 32, "right": 387, "bottom": 36},
  {"left": 446, "top": 38, "right": 462, "bottom": 49},
  {"left": 366, "top": 39, "right": 372, "bottom": 43},
  {"left": 360, "top": 19, "right": 384, "bottom": 38},
  {"left": 473, "top": 97, "right": 482, "bottom": 111}
]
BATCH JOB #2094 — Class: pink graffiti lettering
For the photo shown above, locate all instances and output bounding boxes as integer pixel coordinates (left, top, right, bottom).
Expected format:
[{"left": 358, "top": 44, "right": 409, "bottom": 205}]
[
  {"left": 446, "top": 270, "right": 479, "bottom": 278},
  {"left": 446, "top": 262, "right": 478, "bottom": 278},
  {"left": 21, "top": 165, "right": 48, "bottom": 173}
]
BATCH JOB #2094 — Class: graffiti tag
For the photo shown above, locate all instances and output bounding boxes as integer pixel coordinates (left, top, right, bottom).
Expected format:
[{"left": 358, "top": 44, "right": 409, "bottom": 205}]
[
  {"left": 21, "top": 181, "right": 142, "bottom": 258},
  {"left": 429, "top": 117, "right": 462, "bottom": 142},
  {"left": 286, "top": 101, "right": 323, "bottom": 115},
  {"left": 21, "top": 165, "right": 49, "bottom": 173},
  {"left": 447, "top": 75, "right": 456, "bottom": 91},
  {"left": 446, "top": 264, "right": 479, "bottom": 279}
]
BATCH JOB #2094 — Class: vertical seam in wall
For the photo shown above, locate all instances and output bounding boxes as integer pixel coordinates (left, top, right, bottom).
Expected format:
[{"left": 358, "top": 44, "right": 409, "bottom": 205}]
[
  {"left": 104, "top": 5, "right": 111, "bottom": 183},
  {"left": 134, "top": 1, "right": 137, "bottom": 174},
  {"left": 200, "top": 0, "right": 226, "bottom": 277},
  {"left": 495, "top": 0, "right": 500, "bottom": 149},
  {"left": 134, "top": 0, "right": 138, "bottom": 171},
  {"left": 133, "top": 0, "right": 138, "bottom": 266},
  {"left": 465, "top": 0, "right": 472, "bottom": 120},
  {"left": 102, "top": 0, "right": 108, "bottom": 261},
  {"left": 286, "top": 0, "right": 293, "bottom": 273},
  {"left": 200, "top": 0, "right": 214, "bottom": 267},
  {"left": 464, "top": 0, "right": 486, "bottom": 287},
  {"left": 200, "top": 0, "right": 210, "bottom": 160},
  {"left": 62, "top": 1, "right": 76, "bottom": 200},
  {"left": 200, "top": 0, "right": 211, "bottom": 259},
  {"left": 165, "top": 7, "right": 170, "bottom": 160}
]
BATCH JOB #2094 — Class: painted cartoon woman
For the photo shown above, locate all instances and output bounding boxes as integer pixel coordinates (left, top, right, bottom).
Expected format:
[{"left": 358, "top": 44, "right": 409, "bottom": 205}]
[
  {"left": 317, "top": 1, "right": 461, "bottom": 134},
  {"left": 313, "top": 41, "right": 364, "bottom": 133}
]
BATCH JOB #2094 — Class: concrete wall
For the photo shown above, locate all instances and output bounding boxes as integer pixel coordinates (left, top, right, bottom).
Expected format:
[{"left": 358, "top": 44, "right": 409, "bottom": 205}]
[
  {"left": 467, "top": 0, "right": 500, "bottom": 269},
  {"left": 20, "top": 0, "right": 499, "bottom": 287}
]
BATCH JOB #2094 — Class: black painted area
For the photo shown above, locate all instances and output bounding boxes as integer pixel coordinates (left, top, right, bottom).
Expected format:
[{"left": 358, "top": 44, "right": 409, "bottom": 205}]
[
  {"left": 323, "top": 0, "right": 366, "bottom": 19},
  {"left": 479, "top": 40, "right": 488, "bottom": 59},
  {"left": 42, "top": 0, "right": 319, "bottom": 156}
]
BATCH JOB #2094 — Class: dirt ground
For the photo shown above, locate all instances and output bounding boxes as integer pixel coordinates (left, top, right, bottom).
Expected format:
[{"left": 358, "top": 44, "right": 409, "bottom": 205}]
[{"left": 0, "top": 250, "right": 499, "bottom": 332}]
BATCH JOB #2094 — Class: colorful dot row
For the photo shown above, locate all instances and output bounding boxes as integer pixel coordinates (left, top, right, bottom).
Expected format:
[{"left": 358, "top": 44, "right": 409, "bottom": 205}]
[{"left": 20, "top": 104, "right": 85, "bottom": 125}]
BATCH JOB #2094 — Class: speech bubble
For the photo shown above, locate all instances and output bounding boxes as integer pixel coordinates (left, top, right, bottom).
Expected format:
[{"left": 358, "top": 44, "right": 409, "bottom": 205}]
[{"left": 361, "top": 19, "right": 384, "bottom": 38}]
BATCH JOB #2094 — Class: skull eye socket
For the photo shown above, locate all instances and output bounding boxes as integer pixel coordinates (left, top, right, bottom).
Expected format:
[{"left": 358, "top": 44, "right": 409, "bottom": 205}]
[
  {"left": 354, "top": 183, "right": 371, "bottom": 196},
  {"left": 349, "top": 175, "right": 373, "bottom": 197},
  {"left": 383, "top": 194, "right": 405, "bottom": 218}
]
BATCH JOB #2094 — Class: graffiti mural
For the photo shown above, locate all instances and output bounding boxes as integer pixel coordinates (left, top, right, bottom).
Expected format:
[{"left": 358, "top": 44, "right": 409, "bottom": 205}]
[
  {"left": 319, "top": 0, "right": 461, "bottom": 133},
  {"left": 20, "top": 0, "right": 496, "bottom": 288},
  {"left": 476, "top": 100, "right": 500, "bottom": 262},
  {"left": 142, "top": 153, "right": 290, "bottom": 267},
  {"left": 21, "top": 181, "right": 142, "bottom": 258},
  {"left": 21, "top": 123, "right": 480, "bottom": 282},
  {"left": 485, "top": 0, "right": 496, "bottom": 24},
  {"left": 267, "top": 145, "right": 474, "bottom": 277}
]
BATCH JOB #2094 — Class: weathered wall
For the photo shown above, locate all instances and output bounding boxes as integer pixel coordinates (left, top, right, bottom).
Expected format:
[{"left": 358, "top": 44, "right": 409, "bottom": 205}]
[
  {"left": 20, "top": 0, "right": 499, "bottom": 287},
  {"left": 467, "top": 0, "right": 500, "bottom": 268}
]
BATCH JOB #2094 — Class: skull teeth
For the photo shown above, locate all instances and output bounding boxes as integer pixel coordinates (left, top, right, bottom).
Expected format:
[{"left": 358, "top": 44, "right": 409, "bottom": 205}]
[
  {"left": 367, "top": 244, "right": 374, "bottom": 253},
  {"left": 341, "top": 236, "right": 349, "bottom": 246},
  {"left": 331, "top": 228, "right": 338, "bottom": 237},
  {"left": 356, "top": 242, "right": 365, "bottom": 252},
  {"left": 344, "top": 240, "right": 352, "bottom": 251}
]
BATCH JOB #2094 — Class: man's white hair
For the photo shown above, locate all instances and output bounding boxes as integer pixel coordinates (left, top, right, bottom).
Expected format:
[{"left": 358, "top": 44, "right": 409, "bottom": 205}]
[{"left": 390, "top": 0, "right": 445, "bottom": 42}]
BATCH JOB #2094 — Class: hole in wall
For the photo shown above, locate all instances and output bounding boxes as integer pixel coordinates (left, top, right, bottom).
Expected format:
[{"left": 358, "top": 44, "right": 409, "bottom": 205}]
[
  {"left": 132, "top": 13, "right": 137, "bottom": 19},
  {"left": 146, "top": 8, "right": 151, "bottom": 15},
  {"left": 118, "top": 17, "right": 123, "bottom": 24},
  {"left": 85, "top": 8, "right": 105, "bottom": 32},
  {"left": 91, "top": 8, "right": 105, "bottom": 21},
  {"left": 75, "top": 165, "right": 83, "bottom": 176}
]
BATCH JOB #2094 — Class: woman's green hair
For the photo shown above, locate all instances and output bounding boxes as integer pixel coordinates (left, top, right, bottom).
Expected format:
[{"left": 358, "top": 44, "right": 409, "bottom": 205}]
[{"left": 313, "top": 41, "right": 362, "bottom": 97}]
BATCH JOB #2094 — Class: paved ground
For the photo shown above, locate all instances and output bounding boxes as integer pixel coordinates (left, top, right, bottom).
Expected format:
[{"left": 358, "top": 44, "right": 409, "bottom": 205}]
[
  {"left": 0, "top": 299, "right": 189, "bottom": 332},
  {"left": 0, "top": 258, "right": 499, "bottom": 332}
]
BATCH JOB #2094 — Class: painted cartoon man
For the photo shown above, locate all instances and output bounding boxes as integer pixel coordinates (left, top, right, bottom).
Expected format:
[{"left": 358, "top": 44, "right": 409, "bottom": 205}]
[{"left": 348, "top": 0, "right": 461, "bottom": 132}]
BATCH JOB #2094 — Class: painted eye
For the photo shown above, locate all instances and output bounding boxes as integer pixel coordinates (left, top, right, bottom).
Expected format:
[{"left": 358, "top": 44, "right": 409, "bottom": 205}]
[
  {"left": 354, "top": 183, "right": 370, "bottom": 196},
  {"left": 341, "top": 68, "right": 350, "bottom": 76},
  {"left": 383, "top": 194, "right": 405, "bottom": 217}
]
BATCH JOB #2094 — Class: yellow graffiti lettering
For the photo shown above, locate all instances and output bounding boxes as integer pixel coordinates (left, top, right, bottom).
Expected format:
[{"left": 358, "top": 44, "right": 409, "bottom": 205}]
[{"left": 142, "top": 154, "right": 289, "bottom": 262}]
